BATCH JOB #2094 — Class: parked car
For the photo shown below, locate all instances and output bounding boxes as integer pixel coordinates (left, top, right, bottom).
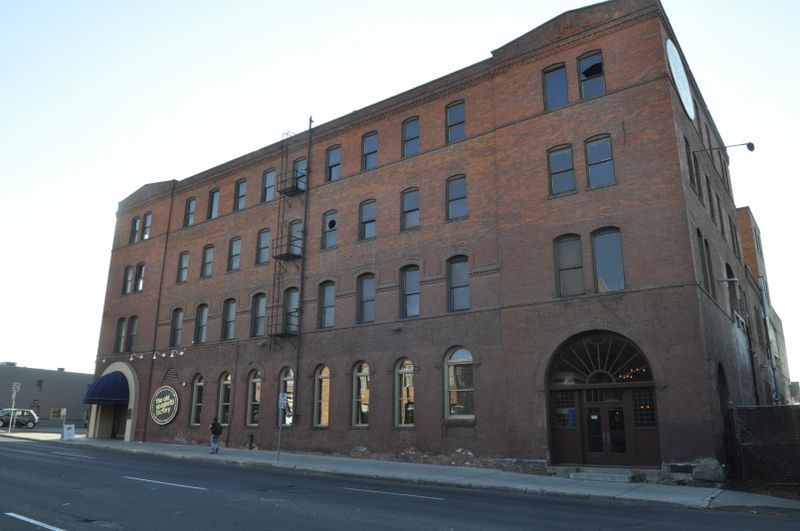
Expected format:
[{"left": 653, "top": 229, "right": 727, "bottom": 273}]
[{"left": 0, "top": 408, "right": 39, "bottom": 429}]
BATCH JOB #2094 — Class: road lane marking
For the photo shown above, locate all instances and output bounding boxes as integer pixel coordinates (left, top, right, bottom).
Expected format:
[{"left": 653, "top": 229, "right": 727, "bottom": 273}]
[
  {"left": 52, "top": 451, "right": 96, "bottom": 459},
  {"left": 5, "top": 513, "right": 66, "bottom": 531},
  {"left": 341, "top": 487, "right": 445, "bottom": 501},
  {"left": 124, "top": 476, "right": 208, "bottom": 490}
]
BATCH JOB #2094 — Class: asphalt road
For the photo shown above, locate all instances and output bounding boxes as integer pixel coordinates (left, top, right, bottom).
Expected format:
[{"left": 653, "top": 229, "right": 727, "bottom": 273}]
[{"left": 0, "top": 437, "right": 796, "bottom": 530}]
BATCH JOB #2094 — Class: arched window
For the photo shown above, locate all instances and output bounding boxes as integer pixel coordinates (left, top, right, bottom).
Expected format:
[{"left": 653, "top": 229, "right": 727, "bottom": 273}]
[
  {"left": 141, "top": 212, "right": 152, "bottom": 240},
  {"left": 124, "top": 316, "right": 137, "bottom": 352},
  {"left": 447, "top": 256, "right": 469, "bottom": 311},
  {"left": 400, "top": 265, "right": 420, "bottom": 318},
  {"left": 543, "top": 63, "right": 567, "bottom": 111},
  {"left": 194, "top": 304, "right": 209, "bottom": 344},
  {"left": 227, "top": 237, "right": 241, "bottom": 271},
  {"left": 250, "top": 293, "right": 267, "bottom": 337},
  {"left": 326, "top": 145, "right": 341, "bottom": 181},
  {"left": 585, "top": 135, "right": 616, "bottom": 188},
  {"left": 122, "top": 265, "right": 133, "bottom": 294},
  {"left": 218, "top": 373, "right": 232, "bottom": 425},
  {"left": 207, "top": 188, "right": 220, "bottom": 220},
  {"left": 201, "top": 245, "right": 214, "bottom": 278},
  {"left": 359, "top": 200, "right": 376, "bottom": 240},
  {"left": 555, "top": 235, "right": 583, "bottom": 296},
  {"left": 362, "top": 132, "right": 378, "bottom": 170},
  {"left": 134, "top": 262, "right": 145, "bottom": 292},
  {"left": 445, "top": 348, "right": 474, "bottom": 419},
  {"left": 396, "top": 359, "right": 415, "bottom": 426},
  {"left": 592, "top": 228, "right": 624, "bottom": 292},
  {"left": 578, "top": 51, "right": 605, "bottom": 99},
  {"left": 322, "top": 211, "right": 337, "bottom": 249},
  {"left": 221, "top": 299, "right": 237, "bottom": 340},
  {"left": 279, "top": 368, "right": 295, "bottom": 426},
  {"left": 550, "top": 332, "right": 653, "bottom": 385},
  {"left": 318, "top": 281, "right": 335, "bottom": 328},
  {"left": 293, "top": 158, "right": 307, "bottom": 191},
  {"left": 548, "top": 145, "right": 574, "bottom": 195},
  {"left": 726, "top": 264, "right": 739, "bottom": 316},
  {"left": 353, "top": 362, "right": 370, "bottom": 426},
  {"left": 446, "top": 100, "right": 465, "bottom": 143},
  {"left": 402, "top": 117, "right": 419, "bottom": 157},
  {"left": 256, "top": 229, "right": 271, "bottom": 264},
  {"left": 446, "top": 175, "right": 467, "bottom": 220},
  {"left": 176, "top": 251, "right": 189, "bottom": 283},
  {"left": 184, "top": 196, "right": 196, "bottom": 227},
  {"left": 314, "top": 366, "right": 331, "bottom": 427},
  {"left": 170, "top": 308, "right": 184, "bottom": 347},
  {"left": 357, "top": 273, "right": 375, "bottom": 323},
  {"left": 190, "top": 375, "right": 204, "bottom": 425},
  {"left": 114, "top": 318, "right": 126, "bottom": 353},
  {"left": 284, "top": 288, "right": 300, "bottom": 334},
  {"left": 288, "top": 220, "right": 303, "bottom": 257},
  {"left": 246, "top": 370, "right": 262, "bottom": 426},
  {"left": 401, "top": 188, "right": 420, "bottom": 230},
  {"left": 234, "top": 179, "right": 247, "bottom": 211}
]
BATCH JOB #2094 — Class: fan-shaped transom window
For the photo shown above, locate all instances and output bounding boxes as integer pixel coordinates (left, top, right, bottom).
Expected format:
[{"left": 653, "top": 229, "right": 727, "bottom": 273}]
[{"left": 551, "top": 332, "right": 652, "bottom": 385}]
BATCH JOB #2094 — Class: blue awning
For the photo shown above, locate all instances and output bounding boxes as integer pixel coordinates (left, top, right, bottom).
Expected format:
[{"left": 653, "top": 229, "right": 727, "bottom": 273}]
[{"left": 83, "top": 371, "right": 129, "bottom": 405}]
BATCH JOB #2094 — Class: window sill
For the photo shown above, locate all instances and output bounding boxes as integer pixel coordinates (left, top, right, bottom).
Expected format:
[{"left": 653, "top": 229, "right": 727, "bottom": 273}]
[
  {"left": 393, "top": 424, "right": 415, "bottom": 430},
  {"left": 548, "top": 190, "right": 577, "bottom": 199},
  {"left": 313, "top": 425, "right": 330, "bottom": 430},
  {"left": 586, "top": 182, "right": 617, "bottom": 191},
  {"left": 358, "top": 237, "right": 376, "bottom": 244},
  {"left": 400, "top": 226, "right": 420, "bottom": 233},
  {"left": 443, "top": 418, "right": 476, "bottom": 427},
  {"left": 350, "top": 425, "right": 370, "bottom": 430},
  {"left": 320, "top": 245, "right": 337, "bottom": 252},
  {"left": 445, "top": 216, "right": 468, "bottom": 224}
]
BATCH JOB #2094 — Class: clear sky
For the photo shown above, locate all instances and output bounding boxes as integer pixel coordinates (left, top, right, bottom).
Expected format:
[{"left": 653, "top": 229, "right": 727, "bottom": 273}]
[{"left": 1, "top": 0, "right": 797, "bottom": 382}]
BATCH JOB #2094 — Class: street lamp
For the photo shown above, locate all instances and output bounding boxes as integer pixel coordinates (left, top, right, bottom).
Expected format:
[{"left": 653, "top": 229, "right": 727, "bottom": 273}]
[{"left": 694, "top": 142, "right": 754, "bottom": 154}]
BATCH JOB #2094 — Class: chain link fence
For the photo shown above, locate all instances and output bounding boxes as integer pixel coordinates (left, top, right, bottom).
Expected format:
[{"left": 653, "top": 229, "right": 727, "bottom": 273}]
[{"left": 731, "top": 405, "right": 800, "bottom": 484}]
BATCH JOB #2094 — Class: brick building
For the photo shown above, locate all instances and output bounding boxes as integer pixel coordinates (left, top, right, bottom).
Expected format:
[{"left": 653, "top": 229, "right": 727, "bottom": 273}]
[{"left": 88, "top": 0, "right": 789, "bottom": 480}]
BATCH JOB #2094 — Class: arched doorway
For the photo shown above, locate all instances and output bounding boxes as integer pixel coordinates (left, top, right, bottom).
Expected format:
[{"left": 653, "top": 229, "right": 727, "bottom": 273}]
[
  {"left": 548, "top": 331, "right": 661, "bottom": 466},
  {"left": 84, "top": 363, "right": 139, "bottom": 441}
]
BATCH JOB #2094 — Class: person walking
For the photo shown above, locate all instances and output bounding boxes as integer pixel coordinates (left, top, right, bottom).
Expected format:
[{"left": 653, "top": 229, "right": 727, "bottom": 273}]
[{"left": 210, "top": 417, "right": 222, "bottom": 454}]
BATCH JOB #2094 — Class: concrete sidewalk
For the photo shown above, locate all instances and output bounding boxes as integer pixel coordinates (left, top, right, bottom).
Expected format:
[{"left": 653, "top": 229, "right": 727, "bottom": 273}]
[{"left": 4, "top": 430, "right": 799, "bottom": 513}]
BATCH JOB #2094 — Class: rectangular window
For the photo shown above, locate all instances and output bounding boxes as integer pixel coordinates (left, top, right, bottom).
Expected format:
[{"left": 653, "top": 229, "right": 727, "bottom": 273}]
[
  {"left": 556, "top": 236, "right": 584, "bottom": 296},
  {"left": 446, "top": 176, "right": 467, "bottom": 220},
  {"left": 544, "top": 65, "right": 568, "bottom": 111},
  {"left": 322, "top": 211, "right": 337, "bottom": 249},
  {"left": 170, "top": 309, "right": 183, "bottom": 347},
  {"left": 315, "top": 367, "right": 330, "bottom": 427},
  {"left": 359, "top": 201, "right": 376, "bottom": 240},
  {"left": 579, "top": 52, "right": 605, "bottom": 99},
  {"left": 684, "top": 138, "right": 696, "bottom": 190},
  {"left": 362, "top": 132, "right": 378, "bottom": 170},
  {"left": 247, "top": 374, "right": 261, "bottom": 426},
  {"left": 284, "top": 289, "right": 300, "bottom": 334},
  {"left": 141, "top": 212, "right": 152, "bottom": 240},
  {"left": 234, "top": 179, "right": 247, "bottom": 211},
  {"left": 262, "top": 169, "right": 275, "bottom": 202},
  {"left": 549, "top": 146, "right": 574, "bottom": 195},
  {"left": 586, "top": 137, "right": 615, "bottom": 188},
  {"left": 717, "top": 195, "right": 725, "bottom": 238},
  {"left": 448, "top": 256, "right": 469, "bottom": 311},
  {"left": 190, "top": 378, "right": 203, "bottom": 425},
  {"left": 184, "top": 197, "right": 196, "bottom": 227},
  {"left": 446, "top": 101, "right": 465, "bottom": 143},
  {"left": 402, "top": 118, "right": 419, "bottom": 157},
  {"left": 227, "top": 238, "right": 241, "bottom": 271},
  {"left": 201, "top": 246, "right": 214, "bottom": 278},
  {"left": 401, "top": 266, "right": 420, "bottom": 318},
  {"left": 401, "top": 189, "right": 420, "bottom": 230},
  {"left": 357, "top": 274, "right": 375, "bottom": 323},
  {"left": 207, "top": 189, "right": 220, "bottom": 220},
  {"left": 256, "top": 230, "right": 270, "bottom": 264},
  {"left": 327, "top": 146, "right": 341, "bottom": 182},
  {"left": 176, "top": 252, "right": 189, "bottom": 283},
  {"left": 318, "top": 282, "right": 335, "bottom": 328}
]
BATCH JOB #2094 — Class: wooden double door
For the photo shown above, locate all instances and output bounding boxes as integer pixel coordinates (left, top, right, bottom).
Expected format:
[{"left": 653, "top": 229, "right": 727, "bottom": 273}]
[{"left": 551, "top": 387, "right": 661, "bottom": 467}]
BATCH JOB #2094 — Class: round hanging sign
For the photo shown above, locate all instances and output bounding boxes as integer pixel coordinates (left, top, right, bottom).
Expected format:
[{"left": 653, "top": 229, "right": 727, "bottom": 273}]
[{"left": 150, "top": 385, "right": 179, "bottom": 425}]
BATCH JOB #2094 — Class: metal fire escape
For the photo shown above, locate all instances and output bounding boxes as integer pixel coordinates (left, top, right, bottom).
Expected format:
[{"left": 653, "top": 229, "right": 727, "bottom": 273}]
[{"left": 267, "top": 120, "right": 312, "bottom": 349}]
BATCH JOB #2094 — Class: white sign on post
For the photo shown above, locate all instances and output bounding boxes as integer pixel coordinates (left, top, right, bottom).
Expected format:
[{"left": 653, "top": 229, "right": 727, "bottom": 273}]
[{"left": 11, "top": 382, "right": 20, "bottom": 391}]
